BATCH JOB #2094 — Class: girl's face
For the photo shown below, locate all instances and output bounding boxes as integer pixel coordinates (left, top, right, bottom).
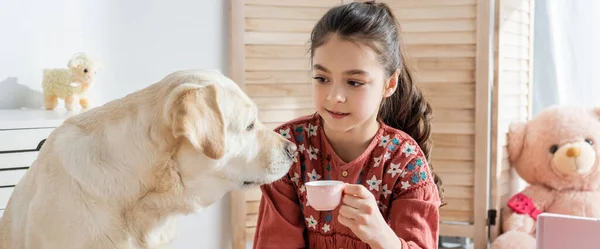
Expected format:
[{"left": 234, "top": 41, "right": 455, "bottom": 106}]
[{"left": 312, "top": 34, "right": 398, "bottom": 133}]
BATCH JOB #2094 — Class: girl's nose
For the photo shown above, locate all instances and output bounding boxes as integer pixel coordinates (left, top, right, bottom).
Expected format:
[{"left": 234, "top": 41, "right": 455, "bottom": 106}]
[{"left": 326, "top": 85, "right": 346, "bottom": 103}]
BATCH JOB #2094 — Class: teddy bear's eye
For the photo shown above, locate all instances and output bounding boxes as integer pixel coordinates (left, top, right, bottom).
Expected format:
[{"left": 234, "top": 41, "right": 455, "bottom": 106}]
[
  {"left": 83, "top": 68, "right": 88, "bottom": 73},
  {"left": 550, "top": 145, "right": 559, "bottom": 154},
  {"left": 585, "top": 139, "right": 594, "bottom": 145}
]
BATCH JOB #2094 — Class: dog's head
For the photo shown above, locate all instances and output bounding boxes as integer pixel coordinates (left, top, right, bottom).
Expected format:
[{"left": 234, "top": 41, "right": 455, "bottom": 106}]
[{"left": 162, "top": 70, "right": 297, "bottom": 190}]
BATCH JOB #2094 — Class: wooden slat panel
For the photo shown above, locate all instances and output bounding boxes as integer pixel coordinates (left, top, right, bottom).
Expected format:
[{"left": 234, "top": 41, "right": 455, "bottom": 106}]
[
  {"left": 501, "top": 20, "right": 530, "bottom": 36},
  {"left": 431, "top": 122, "right": 475, "bottom": 135},
  {"left": 246, "top": 19, "right": 317, "bottom": 32},
  {"left": 417, "top": 70, "right": 475, "bottom": 83},
  {"left": 439, "top": 224, "right": 475, "bottom": 238},
  {"left": 245, "top": 84, "right": 310, "bottom": 97},
  {"left": 442, "top": 185, "right": 475, "bottom": 199},
  {"left": 405, "top": 32, "right": 476, "bottom": 45},
  {"left": 406, "top": 44, "right": 476, "bottom": 58},
  {"left": 245, "top": 71, "right": 311, "bottom": 84},
  {"left": 245, "top": 32, "right": 310, "bottom": 45},
  {"left": 387, "top": 0, "right": 476, "bottom": 8},
  {"left": 431, "top": 160, "right": 474, "bottom": 173},
  {"left": 253, "top": 97, "right": 313, "bottom": 110},
  {"left": 401, "top": 19, "right": 476, "bottom": 32},
  {"left": 501, "top": 33, "right": 529, "bottom": 47},
  {"left": 435, "top": 172, "right": 474, "bottom": 187},
  {"left": 393, "top": 6, "right": 477, "bottom": 20},
  {"left": 443, "top": 197, "right": 473, "bottom": 212},
  {"left": 246, "top": 227, "right": 256, "bottom": 242},
  {"left": 246, "top": 45, "right": 309, "bottom": 58},
  {"left": 245, "top": 187, "right": 262, "bottom": 202},
  {"left": 431, "top": 134, "right": 475, "bottom": 148},
  {"left": 246, "top": 214, "right": 258, "bottom": 227},
  {"left": 431, "top": 109, "right": 475, "bottom": 123},
  {"left": 246, "top": 201, "right": 260, "bottom": 214},
  {"left": 416, "top": 57, "right": 476, "bottom": 70},
  {"left": 245, "top": 0, "right": 341, "bottom": 7},
  {"left": 428, "top": 96, "right": 474, "bottom": 109},
  {"left": 431, "top": 147, "right": 474, "bottom": 161},
  {"left": 440, "top": 209, "right": 474, "bottom": 223},
  {"left": 259, "top": 109, "right": 315, "bottom": 123},
  {"left": 245, "top": 5, "right": 330, "bottom": 20},
  {"left": 419, "top": 83, "right": 475, "bottom": 96},
  {"left": 245, "top": 58, "right": 310, "bottom": 71}
]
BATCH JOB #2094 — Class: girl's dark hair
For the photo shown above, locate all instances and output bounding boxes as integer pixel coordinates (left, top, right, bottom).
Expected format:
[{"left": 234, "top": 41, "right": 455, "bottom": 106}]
[{"left": 309, "top": 1, "right": 444, "bottom": 204}]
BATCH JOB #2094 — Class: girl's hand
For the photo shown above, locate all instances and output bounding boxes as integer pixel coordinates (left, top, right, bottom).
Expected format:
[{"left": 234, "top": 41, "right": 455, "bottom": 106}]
[{"left": 337, "top": 184, "right": 402, "bottom": 249}]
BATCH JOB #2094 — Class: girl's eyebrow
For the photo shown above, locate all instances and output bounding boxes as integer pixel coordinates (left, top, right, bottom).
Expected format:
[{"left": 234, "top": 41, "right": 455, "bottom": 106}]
[{"left": 312, "top": 64, "right": 370, "bottom": 76}]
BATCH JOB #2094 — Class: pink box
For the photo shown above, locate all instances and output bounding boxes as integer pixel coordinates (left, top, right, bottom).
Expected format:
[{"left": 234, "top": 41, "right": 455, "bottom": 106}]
[{"left": 536, "top": 212, "right": 600, "bottom": 249}]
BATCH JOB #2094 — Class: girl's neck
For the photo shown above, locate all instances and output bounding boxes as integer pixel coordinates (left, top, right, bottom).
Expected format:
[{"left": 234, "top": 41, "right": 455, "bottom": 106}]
[{"left": 323, "top": 117, "right": 381, "bottom": 164}]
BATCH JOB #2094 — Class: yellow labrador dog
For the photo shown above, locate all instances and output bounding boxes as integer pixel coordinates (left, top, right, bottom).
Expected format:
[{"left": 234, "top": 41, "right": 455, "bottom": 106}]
[{"left": 0, "top": 69, "right": 297, "bottom": 249}]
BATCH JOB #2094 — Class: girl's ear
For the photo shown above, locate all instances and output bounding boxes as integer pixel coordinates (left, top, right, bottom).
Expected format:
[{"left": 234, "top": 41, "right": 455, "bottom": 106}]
[{"left": 383, "top": 69, "right": 400, "bottom": 98}]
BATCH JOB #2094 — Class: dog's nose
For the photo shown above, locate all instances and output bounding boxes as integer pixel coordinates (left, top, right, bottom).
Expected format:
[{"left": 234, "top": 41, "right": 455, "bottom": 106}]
[{"left": 285, "top": 143, "right": 297, "bottom": 159}]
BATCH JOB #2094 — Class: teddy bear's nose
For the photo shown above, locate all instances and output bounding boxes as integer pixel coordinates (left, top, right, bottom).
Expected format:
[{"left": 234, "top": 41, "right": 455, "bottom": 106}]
[{"left": 566, "top": 147, "right": 581, "bottom": 157}]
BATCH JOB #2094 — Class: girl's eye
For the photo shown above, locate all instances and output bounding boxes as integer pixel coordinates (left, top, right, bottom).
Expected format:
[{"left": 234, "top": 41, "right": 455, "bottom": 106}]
[
  {"left": 312, "top": 76, "right": 328, "bottom": 83},
  {"left": 348, "top": 81, "right": 364, "bottom": 87}
]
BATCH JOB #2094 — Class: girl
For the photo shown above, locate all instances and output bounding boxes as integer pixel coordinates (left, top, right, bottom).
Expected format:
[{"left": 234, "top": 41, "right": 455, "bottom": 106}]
[{"left": 253, "top": 2, "right": 443, "bottom": 249}]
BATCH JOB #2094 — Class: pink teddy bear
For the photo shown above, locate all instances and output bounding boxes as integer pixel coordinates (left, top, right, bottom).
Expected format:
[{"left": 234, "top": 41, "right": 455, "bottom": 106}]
[{"left": 490, "top": 105, "right": 600, "bottom": 248}]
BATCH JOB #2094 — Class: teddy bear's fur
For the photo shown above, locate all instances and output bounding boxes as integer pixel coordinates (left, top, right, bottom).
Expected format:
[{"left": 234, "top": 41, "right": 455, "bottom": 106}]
[
  {"left": 490, "top": 105, "right": 600, "bottom": 248},
  {"left": 42, "top": 52, "right": 99, "bottom": 111}
]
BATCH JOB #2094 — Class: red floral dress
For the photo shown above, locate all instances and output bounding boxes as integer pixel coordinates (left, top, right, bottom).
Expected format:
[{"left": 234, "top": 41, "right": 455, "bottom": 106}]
[{"left": 253, "top": 113, "right": 441, "bottom": 249}]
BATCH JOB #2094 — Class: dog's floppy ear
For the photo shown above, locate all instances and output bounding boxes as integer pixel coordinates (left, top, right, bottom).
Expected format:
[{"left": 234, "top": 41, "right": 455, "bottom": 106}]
[{"left": 164, "top": 83, "right": 225, "bottom": 159}]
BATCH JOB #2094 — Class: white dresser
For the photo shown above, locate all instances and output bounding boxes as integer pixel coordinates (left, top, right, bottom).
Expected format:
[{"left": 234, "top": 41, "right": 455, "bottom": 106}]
[{"left": 0, "top": 109, "right": 78, "bottom": 216}]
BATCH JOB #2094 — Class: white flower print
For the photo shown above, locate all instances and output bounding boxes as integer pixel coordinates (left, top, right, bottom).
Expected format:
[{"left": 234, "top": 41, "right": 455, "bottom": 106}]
[
  {"left": 279, "top": 128, "right": 291, "bottom": 139},
  {"left": 384, "top": 151, "right": 391, "bottom": 161},
  {"left": 308, "top": 146, "right": 319, "bottom": 160},
  {"left": 291, "top": 173, "right": 300, "bottom": 185},
  {"left": 305, "top": 215, "right": 318, "bottom": 229},
  {"left": 298, "top": 144, "right": 306, "bottom": 152},
  {"left": 387, "top": 163, "right": 401, "bottom": 177},
  {"left": 402, "top": 143, "right": 417, "bottom": 157},
  {"left": 366, "top": 175, "right": 382, "bottom": 191},
  {"left": 381, "top": 184, "right": 392, "bottom": 198},
  {"left": 401, "top": 181, "right": 410, "bottom": 190},
  {"left": 300, "top": 184, "right": 306, "bottom": 193},
  {"left": 379, "top": 135, "right": 390, "bottom": 147},
  {"left": 322, "top": 224, "right": 331, "bottom": 233},
  {"left": 307, "top": 169, "right": 321, "bottom": 182},
  {"left": 401, "top": 170, "right": 408, "bottom": 178},
  {"left": 373, "top": 154, "right": 383, "bottom": 167},
  {"left": 308, "top": 124, "right": 318, "bottom": 137},
  {"left": 378, "top": 201, "right": 387, "bottom": 212}
]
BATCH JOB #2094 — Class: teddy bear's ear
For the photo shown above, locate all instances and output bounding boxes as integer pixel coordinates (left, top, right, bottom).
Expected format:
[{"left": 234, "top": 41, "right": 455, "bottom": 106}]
[{"left": 507, "top": 122, "right": 527, "bottom": 164}]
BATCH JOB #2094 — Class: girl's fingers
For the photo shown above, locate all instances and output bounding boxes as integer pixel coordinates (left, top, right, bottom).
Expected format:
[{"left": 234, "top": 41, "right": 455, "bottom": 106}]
[
  {"left": 342, "top": 193, "right": 369, "bottom": 210},
  {"left": 338, "top": 212, "right": 356, "bottom": 227},
  {"left": 343, "top": 184, "right": 373, "bottom": 200},
  {"left": 339, "top": 204, "right": 369, "bottom": 224}
]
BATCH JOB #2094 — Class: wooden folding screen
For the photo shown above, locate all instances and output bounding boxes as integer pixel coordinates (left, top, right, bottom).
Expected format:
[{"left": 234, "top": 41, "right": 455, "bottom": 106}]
[
  {"left": 228, "top": 0, "right": 533, "bottom": 248},
  {"left": 489, "top": 0, "right": 535, "bottom": 241}
]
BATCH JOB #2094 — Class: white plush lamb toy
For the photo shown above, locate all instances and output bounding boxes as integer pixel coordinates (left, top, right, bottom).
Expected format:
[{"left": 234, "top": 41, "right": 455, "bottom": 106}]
[{"left": 42, "top": 52, "right": 99, "bottom": 111}]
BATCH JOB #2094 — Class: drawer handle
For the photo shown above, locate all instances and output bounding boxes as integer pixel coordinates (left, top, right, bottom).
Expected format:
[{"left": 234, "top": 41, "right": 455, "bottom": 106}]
[{"left": 36, "top": 139, "right": 46, "bottom": 151}]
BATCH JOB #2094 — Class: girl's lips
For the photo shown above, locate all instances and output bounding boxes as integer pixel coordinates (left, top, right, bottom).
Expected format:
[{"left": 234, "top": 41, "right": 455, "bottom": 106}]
[{"left": 326, "top": 109, "right": 349, "bottom": 119}]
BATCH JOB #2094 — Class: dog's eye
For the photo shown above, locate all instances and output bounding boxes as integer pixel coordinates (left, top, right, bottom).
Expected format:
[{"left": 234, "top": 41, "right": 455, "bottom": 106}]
[
  {"left": 83, "top": 68, "right": 88, "bottom": 73},
  {"left": 586, "top": 138, "right": 594, "bottom": 145},
  {"left": 246, "top": 123, "right": 255, "bottom": 131}
]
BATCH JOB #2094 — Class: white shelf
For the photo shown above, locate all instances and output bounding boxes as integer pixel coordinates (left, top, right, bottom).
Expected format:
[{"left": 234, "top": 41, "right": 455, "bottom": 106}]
[{"left": 0, "top": 108, "right": 81, "bottom": 130}]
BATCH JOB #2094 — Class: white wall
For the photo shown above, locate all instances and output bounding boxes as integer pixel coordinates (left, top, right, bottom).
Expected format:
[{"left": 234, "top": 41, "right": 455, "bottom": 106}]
[{"left": 0, "top": 0, "right": 232, "bottom": 248}]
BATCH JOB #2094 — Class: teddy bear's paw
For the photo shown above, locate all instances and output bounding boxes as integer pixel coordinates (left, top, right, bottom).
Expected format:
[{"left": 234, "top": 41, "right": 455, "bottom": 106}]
[{"left": 491, "top": 230, "right": 536, "bottom": 249}]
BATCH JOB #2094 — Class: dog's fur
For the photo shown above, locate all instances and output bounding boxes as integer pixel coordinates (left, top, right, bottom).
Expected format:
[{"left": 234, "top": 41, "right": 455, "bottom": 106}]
[{"left": 0, "top": 69, "right": 297, "bottom": 249}]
